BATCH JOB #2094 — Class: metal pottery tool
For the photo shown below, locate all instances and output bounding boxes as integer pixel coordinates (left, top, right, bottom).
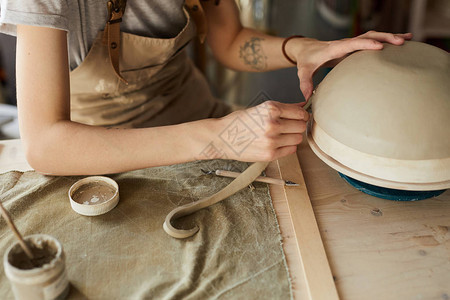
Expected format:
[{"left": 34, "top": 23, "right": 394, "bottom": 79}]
[
  {"left": 0, "top": 201, "right": 34, "bottom": 260},
  {"left": 201, "top": 169, "right": 299, "bottom": 186}
]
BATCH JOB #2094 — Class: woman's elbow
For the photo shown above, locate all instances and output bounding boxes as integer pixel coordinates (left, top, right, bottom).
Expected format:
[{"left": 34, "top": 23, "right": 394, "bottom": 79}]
[{"left": 22, "top": 137, "right": 59, "bottom": 175}]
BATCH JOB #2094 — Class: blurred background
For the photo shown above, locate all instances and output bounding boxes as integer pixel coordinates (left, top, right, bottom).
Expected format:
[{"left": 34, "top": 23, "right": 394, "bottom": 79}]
[{"left": 0, "top": 0, "right": 449, "bottom": 139}]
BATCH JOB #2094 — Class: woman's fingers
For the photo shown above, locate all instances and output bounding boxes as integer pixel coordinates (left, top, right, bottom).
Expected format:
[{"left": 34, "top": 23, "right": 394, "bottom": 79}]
[
  {"left": 297, "top": 66, "right": 315, "bottom": 100},
  {"left": 273, "top": 145, "right": 298, "bottom": 159},
  {"left": 275, "top": 133, "right": 304, "bottom": 147},
  {"left": 328, "top": 32, "right": 413, "bottom": 62},
  {"left": 359, "top": 31, "right": 412, "bottom": 44},
  {"left": 330, "top": 38, "right": 383, "bottom": 59},
  {"left": 266, "top": 101, "right": 309, "bottom": 121},
  {"left": 391, "top": 32, "right": 413, "bottom": 40},
  {"left": 278, "top": 119, "right": 308, "bottom": 134},
  {"left": 397, "top": 33, "right": 413, "bottom": 40}
]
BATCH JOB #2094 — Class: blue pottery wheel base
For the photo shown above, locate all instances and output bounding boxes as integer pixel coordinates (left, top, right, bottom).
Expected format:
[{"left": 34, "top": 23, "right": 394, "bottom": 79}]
[{"left": 338, "top": 173, "right": 447, "bottom": 201}]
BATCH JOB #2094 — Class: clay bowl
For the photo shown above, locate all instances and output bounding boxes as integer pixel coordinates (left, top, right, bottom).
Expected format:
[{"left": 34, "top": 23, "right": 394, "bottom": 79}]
[{"left": 307, "top": 41, "right": 450, "bottom": 191}]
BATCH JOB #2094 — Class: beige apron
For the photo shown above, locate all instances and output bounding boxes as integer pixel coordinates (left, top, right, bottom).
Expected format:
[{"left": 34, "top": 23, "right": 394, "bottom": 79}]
[{"left": 69, "top": 7, "right": 231, "bottom": 128}]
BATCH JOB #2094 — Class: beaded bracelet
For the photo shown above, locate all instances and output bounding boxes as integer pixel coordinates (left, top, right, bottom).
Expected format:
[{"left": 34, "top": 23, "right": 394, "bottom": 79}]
[{"left": 281, "top": 35, "right": 304, "bottom": 65}]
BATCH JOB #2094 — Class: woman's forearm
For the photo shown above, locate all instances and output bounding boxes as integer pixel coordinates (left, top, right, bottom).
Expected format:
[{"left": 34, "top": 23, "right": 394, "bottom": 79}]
[
  {"left": 24, "top": 99, "right": 310, "bottom": 176},
  {"left": 216, "top": 28, "right": 295, "bottom": 72},
  {"left": 204, "top": 0, "right": 296, "bottom": 72},
  {"left": 24, "top": 118, "right": 221, "bottom": 175}
]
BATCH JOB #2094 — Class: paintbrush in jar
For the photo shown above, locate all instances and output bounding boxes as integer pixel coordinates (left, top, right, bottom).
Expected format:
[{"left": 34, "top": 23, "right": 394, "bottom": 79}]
[{"left": 0, "top": 201, "right": 34, "bottom": 260}]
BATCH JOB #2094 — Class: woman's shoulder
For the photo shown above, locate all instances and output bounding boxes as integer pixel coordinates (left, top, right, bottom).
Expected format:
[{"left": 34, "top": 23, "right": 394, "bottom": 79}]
[{"left": 0, "top": 0, "right": 71, "bottom": 35}]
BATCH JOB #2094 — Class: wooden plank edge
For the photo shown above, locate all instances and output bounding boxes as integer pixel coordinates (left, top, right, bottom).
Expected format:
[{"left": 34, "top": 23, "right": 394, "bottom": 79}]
[
  {"left": 267, "top": 161, "right": 308, "bottom": 300},
  {"left": 277, "top": 153, "right": 340, "bottom": 300}
]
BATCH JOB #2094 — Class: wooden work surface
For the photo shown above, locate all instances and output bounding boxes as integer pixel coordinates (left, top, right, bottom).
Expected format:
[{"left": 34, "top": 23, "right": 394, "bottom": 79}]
[
  {"left": 0, "top": 139, "right": 449, "bottom": 300},
  {"left": 292, "top": 142, "right": 449, "bottom": 300}
]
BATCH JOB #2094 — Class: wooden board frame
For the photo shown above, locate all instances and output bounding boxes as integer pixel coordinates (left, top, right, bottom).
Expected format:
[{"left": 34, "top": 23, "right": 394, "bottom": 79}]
[{"left": 267, "top": 153, "right": 339, "bottom": 300}]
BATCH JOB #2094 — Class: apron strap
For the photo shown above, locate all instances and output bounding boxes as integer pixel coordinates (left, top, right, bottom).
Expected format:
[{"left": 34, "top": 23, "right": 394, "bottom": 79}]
[
  {"left": 185, "top": 0, "right": 208, "bottom": 43},
  {"left": 103, "top": 0, "right": 128, "bottom": 84},
  {"left": 102, "top": 0, "right": 209, "bottom": 83}
]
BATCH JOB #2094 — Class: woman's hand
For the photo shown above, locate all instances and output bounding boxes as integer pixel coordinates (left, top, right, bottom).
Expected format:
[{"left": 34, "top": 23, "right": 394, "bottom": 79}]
[
  {"left": 210, "top": 101, "right": 309, "bottom": 162},
  {"left": 285, "top": 31, "right": 413, "bottom": 100}
]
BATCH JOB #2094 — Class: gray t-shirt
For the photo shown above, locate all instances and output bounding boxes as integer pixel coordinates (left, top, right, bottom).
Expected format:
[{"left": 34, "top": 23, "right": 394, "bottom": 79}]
[{"left": 0, "top": 0, "right": 186, "bottom": 69}]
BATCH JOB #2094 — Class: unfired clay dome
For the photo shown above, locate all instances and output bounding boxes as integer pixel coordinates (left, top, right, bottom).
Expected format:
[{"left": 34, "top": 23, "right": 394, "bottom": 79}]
[{"left": 307, "top": 41, "right": 450, "bottom": 190}]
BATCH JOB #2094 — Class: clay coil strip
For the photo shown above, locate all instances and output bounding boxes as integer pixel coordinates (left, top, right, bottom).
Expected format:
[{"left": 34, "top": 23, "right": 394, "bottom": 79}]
[{"left": 163, "top": 161, "right": 269, "bottom": 239}]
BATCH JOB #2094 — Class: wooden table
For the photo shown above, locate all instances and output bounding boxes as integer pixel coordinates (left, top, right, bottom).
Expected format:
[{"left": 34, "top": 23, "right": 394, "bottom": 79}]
[{"left": 1, "top": 139, "right": 449, "bottom": 300}]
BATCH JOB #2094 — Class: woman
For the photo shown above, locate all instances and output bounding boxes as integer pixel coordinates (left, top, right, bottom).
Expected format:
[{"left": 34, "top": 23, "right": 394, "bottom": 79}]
[{"left": 0, "top": 0, "right": 411, "bottom": 175}]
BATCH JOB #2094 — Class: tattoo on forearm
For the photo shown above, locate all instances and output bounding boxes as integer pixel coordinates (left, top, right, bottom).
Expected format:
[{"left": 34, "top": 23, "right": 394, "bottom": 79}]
[{"left": 239, "top": 37, "right": 267, "bottom": 71}]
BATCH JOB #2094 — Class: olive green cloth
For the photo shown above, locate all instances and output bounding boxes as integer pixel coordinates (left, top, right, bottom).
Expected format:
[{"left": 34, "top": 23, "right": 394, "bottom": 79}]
[{"left": 0, "top": 159, "right": 292, "bottom": 299}]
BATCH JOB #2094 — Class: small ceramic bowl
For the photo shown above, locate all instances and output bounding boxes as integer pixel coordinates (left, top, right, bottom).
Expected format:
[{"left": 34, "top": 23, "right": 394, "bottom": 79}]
[{"left": 68, "top": 176, "right": 119, "bottom": 216}]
